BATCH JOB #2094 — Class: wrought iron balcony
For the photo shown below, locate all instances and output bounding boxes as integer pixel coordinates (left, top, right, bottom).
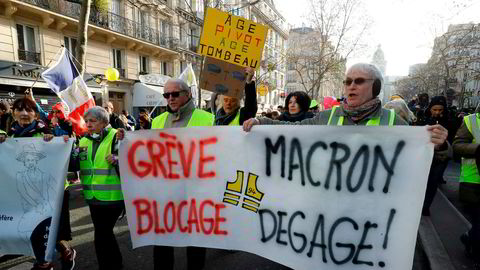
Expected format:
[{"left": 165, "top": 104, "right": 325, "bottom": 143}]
[
  {"left": 18, "top": 50, "right": 41, "bottom": 65},
  {"left": 18, "top": 0, "right": 175, "bottom": 51}
]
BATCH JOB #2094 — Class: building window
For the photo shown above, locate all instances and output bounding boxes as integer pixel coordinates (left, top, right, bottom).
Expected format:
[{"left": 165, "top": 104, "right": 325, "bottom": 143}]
[
  {"left": 180, "top": 61, "right": 186, "bottom": 73},
  {"left": 64, "top": 36, "right": 77, "bottom": 59},
  {"left": 17, "top": 24, "right": 40, "bottom": 64},
  {"left": 162, "top": 62, "right": 168, "bottom": 76},
  {"left": 139, "top": 55, "right": 149, "bottom": 74},
  {"left": 112, "top": 49, "right": 125, "bottom": 77}
]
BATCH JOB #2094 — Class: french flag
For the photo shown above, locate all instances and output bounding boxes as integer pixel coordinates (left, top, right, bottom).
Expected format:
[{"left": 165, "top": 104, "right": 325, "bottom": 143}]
[{"left": 42, "top": 48, "right": 95, "bottom": 135}]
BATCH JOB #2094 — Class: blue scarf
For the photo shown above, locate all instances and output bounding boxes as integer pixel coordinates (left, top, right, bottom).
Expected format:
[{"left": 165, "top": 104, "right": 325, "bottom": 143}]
[{"left": 10, "top": 120, "right": 46, "bottom": 137}]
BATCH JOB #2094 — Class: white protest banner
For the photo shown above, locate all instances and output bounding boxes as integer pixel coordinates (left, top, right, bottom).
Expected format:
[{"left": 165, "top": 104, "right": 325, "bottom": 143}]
[
  {"left": 0, "top": 138, "right": 73, "bottom": 261},
  {"left": 119, "top": 126, "right": 433, "bottom": 270}
]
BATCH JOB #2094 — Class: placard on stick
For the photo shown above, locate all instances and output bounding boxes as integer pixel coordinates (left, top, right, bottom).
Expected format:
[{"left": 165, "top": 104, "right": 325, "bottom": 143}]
[
  {"left": 200, "top": 57, "right": 246, "bottom": 98},
  {"left": 198, "top": 8, "right": 268, "bottom": 69}
]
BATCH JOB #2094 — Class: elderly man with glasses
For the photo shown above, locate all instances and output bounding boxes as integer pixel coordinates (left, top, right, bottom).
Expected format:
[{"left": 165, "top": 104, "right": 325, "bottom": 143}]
[
  {"left": 116, "top": 78, "right": 213, "bottom": 270},
  {"left": 151, "top": 78, "right": 213, "bottom": 128}
]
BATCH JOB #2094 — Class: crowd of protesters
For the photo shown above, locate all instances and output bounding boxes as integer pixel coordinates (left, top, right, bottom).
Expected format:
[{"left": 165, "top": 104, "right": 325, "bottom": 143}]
[{"left": 1, "top": 62, "right": 479, "bottom": 270}]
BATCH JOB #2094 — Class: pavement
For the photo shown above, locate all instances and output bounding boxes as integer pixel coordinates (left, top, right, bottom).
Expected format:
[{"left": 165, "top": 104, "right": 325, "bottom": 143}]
[{"left": 421, "top": 161, "right": 475, "bottom": 270}]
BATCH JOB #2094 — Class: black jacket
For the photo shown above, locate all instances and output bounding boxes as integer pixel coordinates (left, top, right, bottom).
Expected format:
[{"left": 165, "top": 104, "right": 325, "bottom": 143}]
[{"left": 109, "top": 113, "right": 125, "bottom": 129}]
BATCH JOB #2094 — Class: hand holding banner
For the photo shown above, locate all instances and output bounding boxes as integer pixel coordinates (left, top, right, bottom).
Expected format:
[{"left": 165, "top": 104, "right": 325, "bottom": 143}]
[{"left": 119, "top": 126, "right": 433, "bottom": 270}]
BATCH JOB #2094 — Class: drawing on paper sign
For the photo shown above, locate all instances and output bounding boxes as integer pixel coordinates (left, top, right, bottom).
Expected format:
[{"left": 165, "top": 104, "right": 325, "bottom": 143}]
[
  {"left": 223, "top": 170, "right": 264, "bottom": 213},
  {"left": 15, "top": 143, "right": 55, "bottom": 254},
  {"left": 200, "top": 57, "right": 247, "bottom": 98}
]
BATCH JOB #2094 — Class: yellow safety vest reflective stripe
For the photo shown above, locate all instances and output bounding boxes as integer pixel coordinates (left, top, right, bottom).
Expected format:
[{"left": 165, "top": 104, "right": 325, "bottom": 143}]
[
  {"left": 79, "top": 128, "right": 123, "bottom": 202},
  {"left": 151, "top": 109, "right": 214, "bottom": 129},
  {"left": 460, "top": 113, "right": 480, "bottom": 184},
  {"left": 327, "top": 105, "right": 395, "bottom": 126},
  {"left": 228, "top": 110, "right": 241, "bottom": 126}
]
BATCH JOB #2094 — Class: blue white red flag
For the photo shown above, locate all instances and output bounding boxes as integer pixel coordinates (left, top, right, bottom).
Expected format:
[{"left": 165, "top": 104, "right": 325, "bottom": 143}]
[{"left": 41, "top": 48, "right": 95, "bottom": 135}]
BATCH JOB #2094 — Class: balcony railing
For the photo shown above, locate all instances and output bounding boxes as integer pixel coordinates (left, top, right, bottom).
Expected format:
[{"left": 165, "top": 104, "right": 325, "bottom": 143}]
[
  {"left": 18, "top": 0, "right": 175, "bottom": 51},
  {"left": 18, "top": 50, "right": 41, "bottom": 65}
]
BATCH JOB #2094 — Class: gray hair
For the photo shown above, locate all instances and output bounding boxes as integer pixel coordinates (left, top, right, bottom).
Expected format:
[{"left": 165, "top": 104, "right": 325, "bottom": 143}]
[
  {"left": 84, "top": 106, "right": 110, "bottom": 124},
  {"left": 166, "top": 79, "right": 191, "bottom": 93},
  {"left": 384, "top": 99, "right": 416, "bottom": 123},
  {"left": 347, "top": 63, "right": 383, "bottom": 83}
]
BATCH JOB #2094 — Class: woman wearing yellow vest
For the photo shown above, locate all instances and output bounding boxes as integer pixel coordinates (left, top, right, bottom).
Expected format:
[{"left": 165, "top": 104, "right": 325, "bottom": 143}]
[
  {"left": 244, "top": 63, "right": 448, "bottom": 145},
  {"left": 68, "top": 106, "right": 124, "bottom": 270},
  {"left": 0, "top": 97, "right": 77, "bottom": 270},
  {"left": 453, "top": 113, "right": 480, "bottom": 269},
  {"left": 210, "top": 67, "right": 257, "bottom": 126}
]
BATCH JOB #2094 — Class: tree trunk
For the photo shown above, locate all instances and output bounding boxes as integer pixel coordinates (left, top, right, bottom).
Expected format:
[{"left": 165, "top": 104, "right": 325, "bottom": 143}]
[{"left": 76, "top": 0, "right": 92, "bottom": 75}]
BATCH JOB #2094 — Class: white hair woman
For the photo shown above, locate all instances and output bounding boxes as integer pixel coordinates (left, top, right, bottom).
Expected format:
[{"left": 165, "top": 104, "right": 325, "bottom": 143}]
[
  {"left": 243, "top": 63, "right": 448, "bottom": 147},
  {"left": 69, "top": 106, "right": 125, "bottom": 270}
]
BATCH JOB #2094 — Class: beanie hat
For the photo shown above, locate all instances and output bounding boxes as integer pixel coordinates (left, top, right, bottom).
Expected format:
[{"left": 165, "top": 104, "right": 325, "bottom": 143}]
[{"left": 429, "top": 96, "right": 447, "bottom": 108}]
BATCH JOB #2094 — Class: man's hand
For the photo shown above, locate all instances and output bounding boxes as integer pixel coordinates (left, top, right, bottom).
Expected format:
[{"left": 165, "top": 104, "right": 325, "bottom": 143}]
[
  {"left": 43, "top": 134, "right": 54, "bottom": 142},
  {"left": 63, "top": 135, "right": 69, "bottom": 143},
  {"left": 427, "top": 124, "right": 448, "bottom": 147},
  {"left": 243, "top": 118, "right": 259, "bottom": 132},
  {"left": 106, "top": 154, "right": 117, "bottom": 165},
  {"left": 116, "top": 128, "right": 125, "bottom": 141},
  {"left": 245, "top": 67, "right": 255, "bottom": 84},
  {"left": 0, "top": 134, "right": 6, "bottom": 144},
  {"left": 51, "top": 117, "right": 58, "bottom": 126}
]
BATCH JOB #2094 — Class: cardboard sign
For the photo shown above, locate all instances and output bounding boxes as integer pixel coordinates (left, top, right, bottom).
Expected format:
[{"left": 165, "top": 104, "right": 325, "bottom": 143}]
[
  {"left": 200, "top": 57, "right": 246, "bottom": 98},
  {"left": 119, "top": 126, "right": 433, "bottom": 270},
  {"left": 0, "top": 138, "right": 73, "bottom": 261},
  {"left": 198, "top": 8, "right": 268, "bottom": 69}
]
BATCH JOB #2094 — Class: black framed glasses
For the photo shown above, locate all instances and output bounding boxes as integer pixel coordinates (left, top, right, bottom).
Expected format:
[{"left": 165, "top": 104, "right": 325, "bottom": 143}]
[
  {"left": 163, "top": 91, "right": 185, "bottom": 99},
  {"left": 343, "top": 78, "right": 374, "bottom": 86}
]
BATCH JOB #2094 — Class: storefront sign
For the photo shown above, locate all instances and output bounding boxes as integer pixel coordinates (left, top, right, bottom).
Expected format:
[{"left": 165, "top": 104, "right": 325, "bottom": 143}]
[
  {"left": 133, "top": 83, "right": 166, "bottom": 107},
  {"left": 139, "top": 74, "right": 171, "bottom": 86}
]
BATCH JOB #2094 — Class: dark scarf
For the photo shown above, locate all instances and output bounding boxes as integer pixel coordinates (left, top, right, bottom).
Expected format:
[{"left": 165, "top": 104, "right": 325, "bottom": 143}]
[
  {"left": 215, "top": 107, "right": 240, "bottom": 126},
  {"left": 277, "top": 111, "right": 314, "bottom": 122},
  {"left": 9, "top": 120, "right": 47, "bottom": 137},
  {"left": 342, "top": 98, "right": 381, "bottom": 122}
]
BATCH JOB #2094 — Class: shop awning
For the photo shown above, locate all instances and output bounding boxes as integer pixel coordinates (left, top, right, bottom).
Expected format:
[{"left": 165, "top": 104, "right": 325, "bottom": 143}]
[{"left": 133, "top": 83, "right": 166, "bottom": 107}]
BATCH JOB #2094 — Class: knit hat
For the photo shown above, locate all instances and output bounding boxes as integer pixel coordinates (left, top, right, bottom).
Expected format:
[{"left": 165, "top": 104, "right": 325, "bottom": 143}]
[{"left": 429, "top": 96, "right": 447, "bottom": 108}]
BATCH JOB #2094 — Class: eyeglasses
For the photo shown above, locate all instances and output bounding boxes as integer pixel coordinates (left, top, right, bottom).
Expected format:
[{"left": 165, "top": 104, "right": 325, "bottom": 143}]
[
  {"left": 343, "top": 78, "right": 374, "bottom": 86},
  {"left": 162, "top": 91, "right": 185, "bottom": 99}
]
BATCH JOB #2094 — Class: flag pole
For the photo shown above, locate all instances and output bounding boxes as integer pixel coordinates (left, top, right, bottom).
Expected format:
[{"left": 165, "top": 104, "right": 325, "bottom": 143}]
[
  {"left": 66, "top": 47, "right": 98, "bottom": 83},
  {"left": 28, "top": 45, "right": 64, "bottom": 93},
  {"left": 148, "top": 98, "right": 164, "bottom": 118}
]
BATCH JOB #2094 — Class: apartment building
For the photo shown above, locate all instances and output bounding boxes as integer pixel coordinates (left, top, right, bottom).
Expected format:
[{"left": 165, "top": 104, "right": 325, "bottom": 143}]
[
  {"left": 285, "top": 26, "right": 344, "bottom": 103},
  {"left": 249, "top": 0, "right": 288, "bottom": 110},
  {"left": 0, "top": 0, "right": 199, "bottom": 115}
]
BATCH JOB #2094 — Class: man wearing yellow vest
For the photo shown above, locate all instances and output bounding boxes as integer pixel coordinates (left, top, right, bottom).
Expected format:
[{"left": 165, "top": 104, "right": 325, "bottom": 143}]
[
  {"left": 150, "top": 78, "right": 214, "bottom": 129},
  {"left": 118, "top": 78, "right": 213, "bottom": 270},
  {"left": 69, "top": 106, "right": 124, "bottom": 270},
  {"left": 210, "top": 67, "right": 257, "bottom": 126},
  {"left": 453, "top": 113, "right": 480, "bottom": 269}
]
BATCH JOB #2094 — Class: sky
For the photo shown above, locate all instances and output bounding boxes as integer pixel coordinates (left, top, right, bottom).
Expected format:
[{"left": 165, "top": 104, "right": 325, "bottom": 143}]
[{"left": 275, "top": 0, "right": 480, "bottom": 76}]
